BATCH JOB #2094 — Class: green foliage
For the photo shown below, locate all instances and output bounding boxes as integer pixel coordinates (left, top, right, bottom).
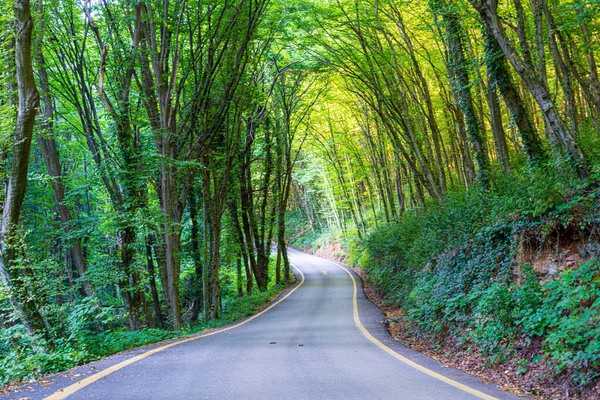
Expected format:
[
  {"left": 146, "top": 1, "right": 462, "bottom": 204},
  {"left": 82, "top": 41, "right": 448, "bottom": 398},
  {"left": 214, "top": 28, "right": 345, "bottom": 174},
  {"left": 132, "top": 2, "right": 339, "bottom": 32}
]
[
  {"left": 518, "top": 261, "right": 600, "bottom": 385},
  {"left": 219, "top": 284, "right": 286, "bottom": 322},
  {"left": 0, "top": 326, "right": 86, "bottom": 386},
  {"left": 578, "top": 122, "right": 600, "bottom": 171},
  {"left": 362, "top": 167, "right": 569, "bottom": 292},
  {"left": 358, "top": 168, "right": 600, "bottom": 387},
  {"left": 286, "top": 210, "right": 345, "bottom": 253},
  {"left": 0, "top": 282, "right": 290, "bottom": 387}
]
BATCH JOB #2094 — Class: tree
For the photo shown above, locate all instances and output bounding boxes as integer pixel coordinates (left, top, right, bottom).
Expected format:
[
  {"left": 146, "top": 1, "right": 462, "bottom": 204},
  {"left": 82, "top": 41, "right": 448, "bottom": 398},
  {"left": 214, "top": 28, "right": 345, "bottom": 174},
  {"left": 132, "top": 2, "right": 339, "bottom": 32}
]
[
  {"left": 0, "top": 0, "right": 45, "bottom": 335},
  {"left": 470, "top": 0, "right": 589, "bottom": 178},
  {"left": 431, "top": 0, "right": 490, "bottom": 187}
]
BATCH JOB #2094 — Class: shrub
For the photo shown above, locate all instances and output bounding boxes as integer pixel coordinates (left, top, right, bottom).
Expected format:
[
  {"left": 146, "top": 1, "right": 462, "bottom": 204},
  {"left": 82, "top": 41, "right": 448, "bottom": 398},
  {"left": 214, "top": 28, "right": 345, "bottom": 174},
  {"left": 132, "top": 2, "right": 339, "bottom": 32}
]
[
  {"left": 518, "top": 260, "right": 600, "bottom": 385},
  {"left": 358, "top": 166, "right": 600, "bottom": 389}
]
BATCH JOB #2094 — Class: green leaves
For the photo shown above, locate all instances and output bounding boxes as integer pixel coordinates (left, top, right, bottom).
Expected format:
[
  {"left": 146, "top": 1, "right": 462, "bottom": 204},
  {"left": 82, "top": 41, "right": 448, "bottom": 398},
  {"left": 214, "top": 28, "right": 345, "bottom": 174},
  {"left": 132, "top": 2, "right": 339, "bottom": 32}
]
[
  {"left": 359, "top": 165, "right": 600, "bottom": 389},
  {"left": 517, "top": 261, "right": 600, "bottom": 384}
]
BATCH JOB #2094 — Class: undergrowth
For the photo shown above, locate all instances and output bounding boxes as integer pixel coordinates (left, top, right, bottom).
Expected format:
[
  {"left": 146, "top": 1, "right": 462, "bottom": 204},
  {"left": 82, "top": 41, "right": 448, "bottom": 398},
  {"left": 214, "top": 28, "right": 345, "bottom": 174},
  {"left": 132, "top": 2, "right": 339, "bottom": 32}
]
[
  {"left": 0, "top": 283, "right": 288, "bottom": 388},
  {"left": 353, "top": 166, "right": 600, "bottom": 392}
]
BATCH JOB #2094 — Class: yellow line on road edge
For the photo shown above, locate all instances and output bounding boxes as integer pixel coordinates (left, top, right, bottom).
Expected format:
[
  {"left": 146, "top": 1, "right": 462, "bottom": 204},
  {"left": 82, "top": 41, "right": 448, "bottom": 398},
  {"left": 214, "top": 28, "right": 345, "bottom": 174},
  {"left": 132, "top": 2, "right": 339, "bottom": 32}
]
[
  {"left": 327, "top": 259, "right": 499, "bottom": 400},
  {"left": 45, "top": 265, "right": 306, "bottom": 400}
]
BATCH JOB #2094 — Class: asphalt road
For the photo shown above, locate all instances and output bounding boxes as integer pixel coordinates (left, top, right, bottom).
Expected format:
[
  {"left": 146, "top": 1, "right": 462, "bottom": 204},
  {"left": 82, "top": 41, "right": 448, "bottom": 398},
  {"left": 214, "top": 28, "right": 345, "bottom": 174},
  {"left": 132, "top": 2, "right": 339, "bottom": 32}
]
[{"left": 7, "top": 249, "right": 523, "bottom": 400}]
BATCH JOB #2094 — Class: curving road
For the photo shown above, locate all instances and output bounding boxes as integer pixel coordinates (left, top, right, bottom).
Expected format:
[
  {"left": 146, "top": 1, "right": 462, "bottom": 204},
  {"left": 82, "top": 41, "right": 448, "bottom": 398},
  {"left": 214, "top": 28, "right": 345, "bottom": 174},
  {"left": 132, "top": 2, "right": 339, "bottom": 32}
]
[{"left": 5, "top": 249, "right": 523, "bottom": 400}]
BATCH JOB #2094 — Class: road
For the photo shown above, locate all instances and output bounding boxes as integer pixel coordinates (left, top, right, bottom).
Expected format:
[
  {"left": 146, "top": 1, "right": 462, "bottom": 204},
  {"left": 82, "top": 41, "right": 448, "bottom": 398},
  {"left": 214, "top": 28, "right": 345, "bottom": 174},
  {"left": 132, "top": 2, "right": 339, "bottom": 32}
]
[{"left": 8, "top": 249, "right": 522, "bottom": 400}]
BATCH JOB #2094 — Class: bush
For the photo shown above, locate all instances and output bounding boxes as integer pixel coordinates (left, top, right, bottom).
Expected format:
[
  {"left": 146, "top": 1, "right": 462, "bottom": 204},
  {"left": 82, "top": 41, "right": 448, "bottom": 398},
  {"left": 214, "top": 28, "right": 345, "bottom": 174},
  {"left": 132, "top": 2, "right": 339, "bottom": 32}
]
[
  {"left": 0, "top": 280, "right": 290, "bottom": 388},
  {"left": 359, "top": 166, "right": 600, "bottom": 388},
  {"left": 518, "top": 260, "right": 600, "bottom": 385}
]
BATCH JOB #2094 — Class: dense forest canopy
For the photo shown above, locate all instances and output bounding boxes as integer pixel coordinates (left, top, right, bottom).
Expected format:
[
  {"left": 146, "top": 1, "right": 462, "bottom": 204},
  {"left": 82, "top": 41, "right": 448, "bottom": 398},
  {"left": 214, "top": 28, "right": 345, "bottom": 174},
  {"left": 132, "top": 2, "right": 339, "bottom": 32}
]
[
  {"left": 291, "top": 0, "right": 599, "bottom": 236},
  {"left": 1, "top": 0, "right": 600, "bottom": 392}
]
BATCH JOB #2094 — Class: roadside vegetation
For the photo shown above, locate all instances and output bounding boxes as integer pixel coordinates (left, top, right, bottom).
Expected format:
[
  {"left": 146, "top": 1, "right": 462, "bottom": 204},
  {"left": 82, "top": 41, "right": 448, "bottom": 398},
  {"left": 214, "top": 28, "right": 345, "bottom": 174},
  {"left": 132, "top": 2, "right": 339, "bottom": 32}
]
[
  {"left": 283, "top": 0, "right": 600, "bottom": 398},
  {"left": 1, "top": 263, "right": 289, "bottom": 388},
  {"left": 358, "top": 170, "right": 600, "bottom": 396}
]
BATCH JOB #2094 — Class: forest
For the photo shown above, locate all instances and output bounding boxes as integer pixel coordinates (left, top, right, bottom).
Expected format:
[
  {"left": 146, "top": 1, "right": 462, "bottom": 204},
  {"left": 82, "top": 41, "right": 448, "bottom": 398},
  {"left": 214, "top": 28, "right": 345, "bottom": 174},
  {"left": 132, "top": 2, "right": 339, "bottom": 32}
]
[{"left": 1, "top": 0, "right": 600, "bottom": 398}]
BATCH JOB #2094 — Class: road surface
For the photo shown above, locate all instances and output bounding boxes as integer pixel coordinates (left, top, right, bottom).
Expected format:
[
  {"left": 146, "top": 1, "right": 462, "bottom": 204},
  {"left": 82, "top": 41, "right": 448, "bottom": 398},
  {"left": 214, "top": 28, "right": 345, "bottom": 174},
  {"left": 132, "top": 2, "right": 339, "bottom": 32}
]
[{"left": 6, "top": 249, "right": 523, "bottom": 400}]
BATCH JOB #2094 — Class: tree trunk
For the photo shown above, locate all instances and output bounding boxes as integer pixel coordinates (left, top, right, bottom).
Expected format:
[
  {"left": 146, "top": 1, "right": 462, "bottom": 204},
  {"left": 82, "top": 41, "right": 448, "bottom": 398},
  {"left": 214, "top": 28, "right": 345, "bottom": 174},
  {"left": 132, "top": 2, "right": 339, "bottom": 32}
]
[
  {"left": 189, "top": 187, "right": 203, "bottom": 322},
  {"left": 146, "top": 235, "right": 164, "bottom": 328},
  {"left": 0, "top": 0, "right": 46, "bottom": 335},
  {"left": 438, "top": 1, "right": 490, "bottom": 187},
  {"left": 576, "top": 6, "right": 600, "bottom": 125},
  {"left": 472, "top": 0, "right": 588, "bottom": 178},
  {"left": 487, "top": 82, "right": 510, "bottom": 171},
  {"left": 239, "top": 157, "right": 267, "bottom": 290},
  {"left": 540, "top": 0, "right": 578, "bottom": 134},
  {"left": 34, "top": 8, "right": 94, "bottom": 297},
  {"left": 228, "top": 198, "right": 253, "bottom": 294},
  {"left": 484, "top": 30, "right": 547, "bottom": 165}
]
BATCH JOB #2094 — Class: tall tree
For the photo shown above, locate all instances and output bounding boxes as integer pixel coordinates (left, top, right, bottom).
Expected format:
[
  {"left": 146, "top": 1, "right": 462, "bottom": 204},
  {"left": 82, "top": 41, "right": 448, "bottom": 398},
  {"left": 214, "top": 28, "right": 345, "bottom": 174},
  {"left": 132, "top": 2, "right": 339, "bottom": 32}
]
[
  {"left": 471, "top": 0, "right": 589, "bottom": 178},
  {"left": 431, "top": 0, "right": 490, "bottom": 187},
  {"left": 35, "top": 1, "right": 94, "bottom": 298},
  {"left": 0, "top": 0, "right": 45, "bottom": 335}
]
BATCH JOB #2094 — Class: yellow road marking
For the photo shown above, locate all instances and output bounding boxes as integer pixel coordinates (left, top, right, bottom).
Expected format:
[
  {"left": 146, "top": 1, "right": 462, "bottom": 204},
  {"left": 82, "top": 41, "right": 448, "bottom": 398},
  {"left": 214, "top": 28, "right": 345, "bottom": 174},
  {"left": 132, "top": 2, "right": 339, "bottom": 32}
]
[
  {"left": 45, "top": 265, "right": 306, "bottom": 400},
  {"left": 325, "top": 259, "right": 499, "bottom": 400}
]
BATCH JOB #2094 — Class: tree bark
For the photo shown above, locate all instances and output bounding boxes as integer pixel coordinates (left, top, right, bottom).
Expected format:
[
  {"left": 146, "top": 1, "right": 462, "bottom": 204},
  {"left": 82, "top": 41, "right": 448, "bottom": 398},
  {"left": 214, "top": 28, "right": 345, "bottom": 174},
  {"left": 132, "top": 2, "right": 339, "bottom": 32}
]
[
  {"left": 472, "top": 0, "right": 588, "bottom": 178},
  {"left": 487, "top": 82, "right": 510, "bottom": 171},
  {"left": 34, "top": 6, "right": 94, "bottom": 297},
  {"left": 483, "top": 30, "right": 547, "bottom": 165},
  {"left": 0, "top": 0, "right": 46, "bottom": 335}
]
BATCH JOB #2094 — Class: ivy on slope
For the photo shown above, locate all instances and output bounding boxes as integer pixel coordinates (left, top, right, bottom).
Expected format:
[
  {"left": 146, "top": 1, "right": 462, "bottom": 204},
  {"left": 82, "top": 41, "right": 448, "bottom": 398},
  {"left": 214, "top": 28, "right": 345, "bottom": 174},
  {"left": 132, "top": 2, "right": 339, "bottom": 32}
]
[{"left": 358, "top": 170, "right": 600, "bottom": 390}]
